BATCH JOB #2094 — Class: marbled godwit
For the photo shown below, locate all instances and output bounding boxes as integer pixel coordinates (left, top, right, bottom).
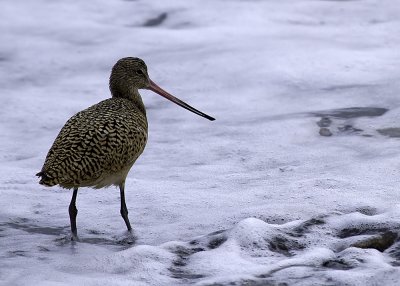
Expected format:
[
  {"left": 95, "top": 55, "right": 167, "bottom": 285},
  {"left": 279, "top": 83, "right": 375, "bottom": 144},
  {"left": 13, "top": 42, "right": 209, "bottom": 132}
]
[{"left": 37, "top": 57, "right": 214, "bottom": 239}]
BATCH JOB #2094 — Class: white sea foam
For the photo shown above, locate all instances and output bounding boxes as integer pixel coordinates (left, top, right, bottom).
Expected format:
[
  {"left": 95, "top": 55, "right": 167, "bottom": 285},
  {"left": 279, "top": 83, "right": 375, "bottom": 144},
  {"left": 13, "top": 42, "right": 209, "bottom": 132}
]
[{"left": 1, "top": 0, "right": 400, "bottom": 285}]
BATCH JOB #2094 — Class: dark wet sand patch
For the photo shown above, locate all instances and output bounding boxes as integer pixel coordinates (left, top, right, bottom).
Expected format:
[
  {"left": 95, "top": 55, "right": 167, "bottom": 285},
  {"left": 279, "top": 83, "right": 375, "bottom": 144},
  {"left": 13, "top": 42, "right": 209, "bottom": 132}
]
[
  {"left": 350, "top": 231, "right": 397, "bottom": 252},
  {"left": 320, "top": 0, "right": 360, "bottom": 2},
  {"left": 322, "top": 259, "right": 353, "bottom": 270},
  {"left": 169, "top": 245, "right": 205, "bottom": 281},
  {"left": 312, "top": 107, "right": 388, "bottom": 137},
  {"left": 208, "top": 235, "right": 227, "bottom": 249},
  {"left": 143, "top": 12, "right": 168, "bottom": 27},
  {"left": 387, "top": 242, "right": 400, "bottom": 265},
  {"left": 355, "top": 206, "right": 378, "bottom": 216},
  {"left": 377, "top": 128, "right": 400, "bottom": 138},
  {"left": 338, "top": 124, "right": 363, "bottom": 134},
  {"left": 338, "top": 226, "right": 397, "bottom": 238},
  {"left": 7, "top": 250, "right": 29, "bottom": 257},
  {"left": 291, "top": 216, "right": 326, "bottom": 236},
  {"left": 320, "top": 84, "right": 374, "bottom": 92},
  {"left": 312, "top": 107, "right": 388, "bottom": 119},
  {"left": 268, "top": 235, "right": 305, "bottom": 256},
  {"left": 319, "top": 127, "right": 332, "bottom": 136},
  {"left": 204, "top": 279, "right": 284, "bottom": 286},
  {"left": 317, "top": 117, "right": 332, "bottom": 127},
  {"left": 2, "top": 220, "right": 66, "bottom": 236}
]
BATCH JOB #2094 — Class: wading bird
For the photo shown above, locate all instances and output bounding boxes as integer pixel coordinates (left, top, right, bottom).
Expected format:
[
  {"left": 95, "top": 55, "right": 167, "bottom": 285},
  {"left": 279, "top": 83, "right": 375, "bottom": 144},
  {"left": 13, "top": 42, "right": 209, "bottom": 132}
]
[{"left": 37, "top": 57, "right": 214, "bottom": 240}]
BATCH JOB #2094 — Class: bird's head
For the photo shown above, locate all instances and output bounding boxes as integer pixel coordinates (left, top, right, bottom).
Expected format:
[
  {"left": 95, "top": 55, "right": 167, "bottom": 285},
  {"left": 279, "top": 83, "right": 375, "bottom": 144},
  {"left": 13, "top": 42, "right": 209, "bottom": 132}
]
[
  {"left": 110, "top": 57, "right": 150, "bottom": 91},
  {"left": 110, "top": 57, "right": 215, "bottom": 121}
]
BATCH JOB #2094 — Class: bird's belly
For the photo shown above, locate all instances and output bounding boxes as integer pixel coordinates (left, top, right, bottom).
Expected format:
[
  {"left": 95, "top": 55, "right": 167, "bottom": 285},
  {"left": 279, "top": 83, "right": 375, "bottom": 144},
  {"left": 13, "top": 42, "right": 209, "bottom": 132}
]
[
  {"left": 88, "top": 140, "right": 145, "bottom": 189},
  {"left": 88, "top": 162, "right": 135, "bottom": 189}
]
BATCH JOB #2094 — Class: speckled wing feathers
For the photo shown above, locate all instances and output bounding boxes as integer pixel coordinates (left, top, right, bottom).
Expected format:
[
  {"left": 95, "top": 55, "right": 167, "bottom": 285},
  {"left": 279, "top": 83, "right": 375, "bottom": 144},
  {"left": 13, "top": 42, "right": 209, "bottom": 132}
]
[{"left": 37, "top": 98, "right": 148, "bottom": 189}]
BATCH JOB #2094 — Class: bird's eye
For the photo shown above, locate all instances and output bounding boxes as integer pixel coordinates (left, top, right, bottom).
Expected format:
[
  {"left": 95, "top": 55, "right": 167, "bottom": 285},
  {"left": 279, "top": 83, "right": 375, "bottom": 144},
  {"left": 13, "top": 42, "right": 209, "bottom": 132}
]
[{"left": 136, "top": 70, "right": 143, "bottom": 75}]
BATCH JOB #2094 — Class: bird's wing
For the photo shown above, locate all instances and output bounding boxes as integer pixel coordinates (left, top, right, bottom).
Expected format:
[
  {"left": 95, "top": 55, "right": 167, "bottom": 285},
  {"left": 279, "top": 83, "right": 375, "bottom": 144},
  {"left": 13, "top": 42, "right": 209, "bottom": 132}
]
[{"left": 38, "top": 98, "right": 147, "bottom": 188}]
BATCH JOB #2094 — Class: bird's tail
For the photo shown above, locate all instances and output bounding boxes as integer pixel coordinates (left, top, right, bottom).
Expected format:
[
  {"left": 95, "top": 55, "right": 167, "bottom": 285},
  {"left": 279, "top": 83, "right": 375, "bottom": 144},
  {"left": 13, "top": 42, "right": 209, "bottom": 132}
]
[{"left": 36, "top": 171, "right": 57, "bottom": 187}]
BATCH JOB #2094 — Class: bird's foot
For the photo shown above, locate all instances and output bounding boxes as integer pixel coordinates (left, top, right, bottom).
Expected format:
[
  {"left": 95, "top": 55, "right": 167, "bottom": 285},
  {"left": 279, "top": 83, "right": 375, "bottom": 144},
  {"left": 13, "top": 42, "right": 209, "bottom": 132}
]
[
  {"left": 114, "top": 230, "right": 136, "bottom": 246},
  {"left": 70, "top": 232, "right": 79, "bottom": 242}
]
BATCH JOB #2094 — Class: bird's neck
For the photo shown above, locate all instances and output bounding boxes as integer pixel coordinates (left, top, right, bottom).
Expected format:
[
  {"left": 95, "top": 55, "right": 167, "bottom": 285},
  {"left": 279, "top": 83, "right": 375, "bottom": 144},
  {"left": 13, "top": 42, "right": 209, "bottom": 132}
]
[{"left": 110, "top": 85, "right": 146, "bottom": 115}]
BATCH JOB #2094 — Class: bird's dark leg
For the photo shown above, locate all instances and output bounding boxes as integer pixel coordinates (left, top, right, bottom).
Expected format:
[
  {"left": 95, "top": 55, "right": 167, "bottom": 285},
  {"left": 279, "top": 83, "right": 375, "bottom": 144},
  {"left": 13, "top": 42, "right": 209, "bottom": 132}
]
[
  {"left": 119, "top": 181, "right": 132, "bottom": 231},
  {"left": 69, "top": 187, "right": 79, "bottom": 240}
]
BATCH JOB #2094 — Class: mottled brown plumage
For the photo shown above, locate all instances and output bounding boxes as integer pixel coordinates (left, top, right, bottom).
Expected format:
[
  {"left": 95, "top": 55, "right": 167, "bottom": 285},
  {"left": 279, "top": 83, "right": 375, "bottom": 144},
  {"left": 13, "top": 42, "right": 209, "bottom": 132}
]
[
  {"left": 38, "top": 97, "right": 147, "bottom": 189},
  {"left": 37, "top": 57, "right": 214, "bottom": 239}
]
